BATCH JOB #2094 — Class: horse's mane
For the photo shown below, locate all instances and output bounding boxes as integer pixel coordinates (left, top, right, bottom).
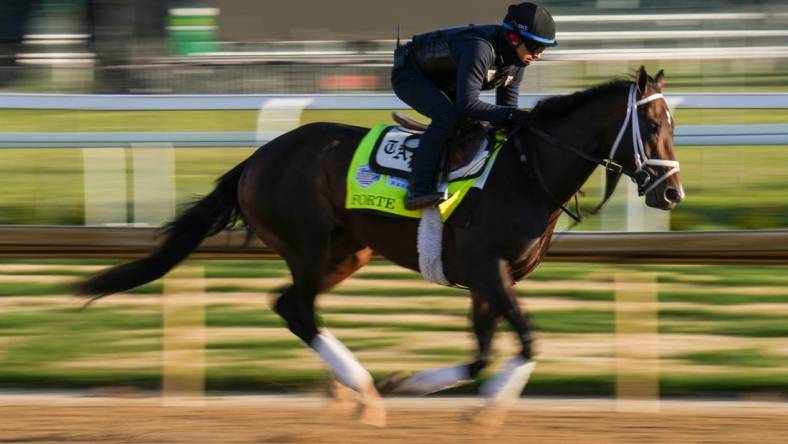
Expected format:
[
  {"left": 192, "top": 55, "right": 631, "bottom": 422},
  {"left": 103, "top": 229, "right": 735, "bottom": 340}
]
[{"left": 530, "top": 79, "right": 632, "bottom": 123}]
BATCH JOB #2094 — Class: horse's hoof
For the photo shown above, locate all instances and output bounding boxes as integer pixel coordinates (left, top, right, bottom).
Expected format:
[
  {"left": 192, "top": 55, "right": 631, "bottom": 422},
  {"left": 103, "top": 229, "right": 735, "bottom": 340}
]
[
  {"left": 357, "top": 400, "right": 387, "bottom": 427},
  {"left": 375, "top": 370, "right": 412, "bottom": 396},
  {"left": 467, "top": 406, "right": 506, "bottom": 435},
  {"left": 325, "top": 379, "right": 356, "bottom": 415},
  {"left": 357, "top": 384, "right": 387, "bottom": 427}
]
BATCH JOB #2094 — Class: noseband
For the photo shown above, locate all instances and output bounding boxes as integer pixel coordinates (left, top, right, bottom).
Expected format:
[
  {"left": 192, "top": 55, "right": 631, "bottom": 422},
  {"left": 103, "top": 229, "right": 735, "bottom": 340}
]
[{"left": 515, "top": 82, "right": 681, "bottom": 222}]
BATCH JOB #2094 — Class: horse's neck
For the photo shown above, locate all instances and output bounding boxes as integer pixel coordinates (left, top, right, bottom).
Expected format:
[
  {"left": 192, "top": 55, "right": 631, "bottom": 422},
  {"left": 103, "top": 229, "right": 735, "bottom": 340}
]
[{"left": 532, "top": 95, "right": 626, "bottom": 206}]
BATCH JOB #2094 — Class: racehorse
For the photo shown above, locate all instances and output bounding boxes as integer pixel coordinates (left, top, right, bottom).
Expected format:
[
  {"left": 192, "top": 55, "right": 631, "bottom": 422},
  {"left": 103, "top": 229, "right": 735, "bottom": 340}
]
[{"left": 78, "top": 66, "right": 683, "bottom": 427}]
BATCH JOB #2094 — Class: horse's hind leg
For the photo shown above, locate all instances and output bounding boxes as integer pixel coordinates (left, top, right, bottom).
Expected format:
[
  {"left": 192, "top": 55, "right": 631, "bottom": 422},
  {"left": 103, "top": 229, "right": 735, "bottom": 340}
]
[
  {"left": 265, "top": 226, "right": 384, "bottom": 425},
  {"left": 315, "top": 239, "right": 381, "bottom": 420}
]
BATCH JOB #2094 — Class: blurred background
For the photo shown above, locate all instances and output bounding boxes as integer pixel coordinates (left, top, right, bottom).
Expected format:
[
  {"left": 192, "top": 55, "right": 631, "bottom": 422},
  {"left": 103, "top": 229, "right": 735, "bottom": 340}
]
[
  {"left": 2, "top": 0, "right": 788, "bottom": 94},
  {"left": 0, "top": 0, "right": 786, "bottom": 414}
]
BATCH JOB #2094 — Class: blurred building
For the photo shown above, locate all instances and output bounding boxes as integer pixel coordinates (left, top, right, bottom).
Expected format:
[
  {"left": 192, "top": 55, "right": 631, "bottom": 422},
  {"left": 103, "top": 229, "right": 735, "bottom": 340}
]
[
  {"left": 217, "top": 0, "right": 788, "bottom": 41},
  {"left": 1, "top": 0, "right": 787, "bottom": 93}
]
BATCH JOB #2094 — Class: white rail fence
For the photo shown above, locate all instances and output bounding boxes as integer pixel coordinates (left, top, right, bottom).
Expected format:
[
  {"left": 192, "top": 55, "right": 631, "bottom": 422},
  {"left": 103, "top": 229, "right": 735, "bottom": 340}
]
[
  {"left": 1, "top": 92, "right": 786, "bottom": 229},
  {"left": 3, "top": 91, "right": 788, "bottom": 110},
  {"left": 3, "top": 125, "right": 788, "bottom": 148}
]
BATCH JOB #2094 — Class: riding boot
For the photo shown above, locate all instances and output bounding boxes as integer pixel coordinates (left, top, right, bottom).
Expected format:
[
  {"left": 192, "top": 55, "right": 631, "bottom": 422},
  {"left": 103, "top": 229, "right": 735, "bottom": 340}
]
[{"left": 405, "top": 129, "right": 446, "bottom": 210}]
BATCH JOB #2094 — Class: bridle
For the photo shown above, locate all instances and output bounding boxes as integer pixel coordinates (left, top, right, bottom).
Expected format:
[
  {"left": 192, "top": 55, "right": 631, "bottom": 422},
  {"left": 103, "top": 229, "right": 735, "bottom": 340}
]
[
  {"left": 514, "top": 82, "right": 680, "bottom": 222},
  {"left": 609, "top": 83, "right": 680, "bottom": 196}
]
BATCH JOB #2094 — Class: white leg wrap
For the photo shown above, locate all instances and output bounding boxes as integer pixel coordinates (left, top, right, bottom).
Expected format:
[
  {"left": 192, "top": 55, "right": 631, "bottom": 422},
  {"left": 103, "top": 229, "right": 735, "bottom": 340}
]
[
  {"left": 394, "top": 364, "right": 472, "bottom": 395},
  {"left": 480, "top": 356, "right": 535, "bottom": 408},
  {"left": 311, "top": 330, "right": 373, "bottom": 392}
]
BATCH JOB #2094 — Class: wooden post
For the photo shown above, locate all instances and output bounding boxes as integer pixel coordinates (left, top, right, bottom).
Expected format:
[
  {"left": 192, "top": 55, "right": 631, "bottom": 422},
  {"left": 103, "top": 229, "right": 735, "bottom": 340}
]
[
  {"left": 82, "top": 148, "right": 127, "bottom": 225},
  {"left": 132, "top": 144, "right": 175, "bottom": 226},
  {"left": 615, "top": 272, "right": 660, "bottom": 412},
  {"left": 162, "top": 265, "right": 205, "bottom": 405}
]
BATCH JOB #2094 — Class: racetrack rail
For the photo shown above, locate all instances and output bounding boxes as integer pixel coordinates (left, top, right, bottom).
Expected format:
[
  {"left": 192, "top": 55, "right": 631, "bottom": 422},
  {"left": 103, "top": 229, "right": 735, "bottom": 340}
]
[{"left": 0, "top": 226, "right": 785, "bottom": 264}]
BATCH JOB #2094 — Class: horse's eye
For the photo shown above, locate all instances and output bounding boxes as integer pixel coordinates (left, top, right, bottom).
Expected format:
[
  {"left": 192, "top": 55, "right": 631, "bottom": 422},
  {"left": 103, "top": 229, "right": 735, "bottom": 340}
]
[{"left": 649, "top": 122, "right": 659, "bottom": 134}]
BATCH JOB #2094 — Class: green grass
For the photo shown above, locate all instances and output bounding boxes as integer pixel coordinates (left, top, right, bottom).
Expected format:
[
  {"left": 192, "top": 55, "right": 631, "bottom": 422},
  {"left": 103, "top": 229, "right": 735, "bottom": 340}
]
[
  {"left": 531, "top": 309, "right": 615, "bottom": 334},
  {"left": 318, "top": 319, "right": 467, "bottom": 333},
  {"left": 0, "top": 268, "right": 95, "bottom": 277},
  {"left": 524, "top": 267, "right": 609, "bottom": 282},
  {"left": 205, "top": 307, "right": 285, "bottom": 328},
  {"left": 353, "top": 271, "right": 424, "bottom": 280},
  {"left": 206, "top": 343, "right": 299, "bottom": 361},
  {"left": 0, "top": 368, "right": 163, "bottom": 390},
  {"left": 341, "top": 336, "right": 401, "bottom": 351},
  {"left": 1, "top": 260, "right": 787, "bottom": 397},
  {"left": 206, "top": 338, "right": 303, "bottom": 351},
  {"left": 676, "top": 348, "right": 787, "bottom": 369},
  {"left": 0, "top": 259, "right": 119, "bottom": 266},
  {"left": 658, "top": 291, "right": 788, "bottom": 305},
  {"left": 203, "top": 268, "right": 289, "bottom": 279},
  {"left": 660, "top": 373, "right": 788, "bottom": 397},
  {"left": 414, "top": 346, "right": 470, "bottom": 358},
  {"left": 205, "top": 284, "right": 281, "bottom": 293},
  {"left": 660, "top": 309, "right": 788, "bottom": 337},
  {"left": 0, "top": 281, "right": 162, "bottom": 297},
  {"left": 0, "top": 282, "right": 73, "bottom": 297},
  {"left": 321, "top": 306, "right": 467, "bottom": 316},
  {"left": 0, "top": 366, "right": 785, "bottom": 398},
  {"left": 0, "top": 110, "right": 259, "bottom": 132},
  {"left": 1, "top": 101, "right": 787, "bottom": 132},
  {"left": 328, "top": 287, "right": 469, "bottom": 297},
  {"left": 0, "top": 307, "right": 163, "bottom": 381},
  {"left": 517, "top": 288, "right": 614, "bottom": 301}
]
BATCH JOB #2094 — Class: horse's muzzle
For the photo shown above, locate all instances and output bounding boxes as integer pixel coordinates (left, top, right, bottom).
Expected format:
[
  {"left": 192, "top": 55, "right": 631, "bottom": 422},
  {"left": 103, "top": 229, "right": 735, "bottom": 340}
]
[{"left": 646, "top": 184, "right": 684, "bottom": 210}]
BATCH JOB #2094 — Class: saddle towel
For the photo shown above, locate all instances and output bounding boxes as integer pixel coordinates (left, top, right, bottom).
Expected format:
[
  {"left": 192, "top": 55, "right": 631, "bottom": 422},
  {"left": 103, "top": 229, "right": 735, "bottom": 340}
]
[
  {"left": 346, "top": 123, "right": 504, "bottom": 221},
  {"left": 417, "top": 207, "right": 451, "bottom": 286}
]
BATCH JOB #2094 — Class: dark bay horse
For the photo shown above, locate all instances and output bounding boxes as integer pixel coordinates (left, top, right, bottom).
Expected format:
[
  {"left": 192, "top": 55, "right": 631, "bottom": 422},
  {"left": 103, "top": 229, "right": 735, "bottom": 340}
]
[{"left": 78, "top": 66, "right": 683, "bottom": 426}]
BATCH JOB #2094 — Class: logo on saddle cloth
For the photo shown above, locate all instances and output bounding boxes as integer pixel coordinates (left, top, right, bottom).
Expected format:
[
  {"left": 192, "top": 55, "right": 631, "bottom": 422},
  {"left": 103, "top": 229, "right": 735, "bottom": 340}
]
[
  {"left": 346, "top": 123, "right": 504, "bottom": 221},
  {"left": 373, "top": 131, "right": 420, "bottom": 176}
]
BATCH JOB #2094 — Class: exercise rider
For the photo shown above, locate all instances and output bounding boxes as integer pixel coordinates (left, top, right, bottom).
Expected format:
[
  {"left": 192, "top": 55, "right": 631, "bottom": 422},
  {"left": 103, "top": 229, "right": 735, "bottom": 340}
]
[{"left": 391, "top": 2, "right": 557, "bottom": 210}]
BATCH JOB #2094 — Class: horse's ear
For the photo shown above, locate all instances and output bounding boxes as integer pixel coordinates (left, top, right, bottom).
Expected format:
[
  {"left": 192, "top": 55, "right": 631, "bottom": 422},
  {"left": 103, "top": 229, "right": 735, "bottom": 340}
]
[
  {"left": 636, "top": 65, "right": 648, "bottom": 95},
  {"left": 654, "top": 69, "right": 665, "bottom": 90}
]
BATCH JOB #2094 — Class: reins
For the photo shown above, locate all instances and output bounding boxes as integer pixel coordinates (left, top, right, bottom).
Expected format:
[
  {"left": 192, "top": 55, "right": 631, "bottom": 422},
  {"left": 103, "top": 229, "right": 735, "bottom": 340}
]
[{"left": 514, "top": 133, "right": 584, "bottom": 223}]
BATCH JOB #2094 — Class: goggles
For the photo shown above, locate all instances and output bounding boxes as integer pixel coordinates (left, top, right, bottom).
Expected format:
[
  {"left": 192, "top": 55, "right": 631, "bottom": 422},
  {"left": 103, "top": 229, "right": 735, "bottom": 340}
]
[
  {"left": 501, "top": 21, "right": 554, "bottom": 54},
  {"left": 505, "top": 31, "right": 546, "bottom": 55}
]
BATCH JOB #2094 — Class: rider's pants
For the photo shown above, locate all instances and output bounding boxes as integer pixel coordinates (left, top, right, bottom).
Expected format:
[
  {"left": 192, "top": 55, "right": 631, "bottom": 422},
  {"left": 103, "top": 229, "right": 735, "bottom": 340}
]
[{"left": 391, "top": 65, "right": 458, "bottom": 190}]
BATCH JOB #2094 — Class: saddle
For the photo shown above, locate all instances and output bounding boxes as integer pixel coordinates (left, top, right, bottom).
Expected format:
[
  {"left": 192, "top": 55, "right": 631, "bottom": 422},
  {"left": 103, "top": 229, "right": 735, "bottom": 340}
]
[
  {"left": 392, "top": 112, "right": 428, "bottom": 131},
  {"left": 375, "top": 112, "right": 493, "bottom": 182}
]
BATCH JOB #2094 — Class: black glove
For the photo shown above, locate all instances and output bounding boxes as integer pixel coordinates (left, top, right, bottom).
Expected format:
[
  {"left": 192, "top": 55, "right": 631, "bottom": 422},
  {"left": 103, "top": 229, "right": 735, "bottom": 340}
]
[{"left": 509, "top": 109, "right": 532, "bottom": 127}]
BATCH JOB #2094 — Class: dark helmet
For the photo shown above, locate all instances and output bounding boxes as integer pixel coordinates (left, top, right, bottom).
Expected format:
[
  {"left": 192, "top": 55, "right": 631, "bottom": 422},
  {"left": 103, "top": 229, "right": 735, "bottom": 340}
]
[{"left": 502, "top": 2, "right": 557, "bottom": 50}]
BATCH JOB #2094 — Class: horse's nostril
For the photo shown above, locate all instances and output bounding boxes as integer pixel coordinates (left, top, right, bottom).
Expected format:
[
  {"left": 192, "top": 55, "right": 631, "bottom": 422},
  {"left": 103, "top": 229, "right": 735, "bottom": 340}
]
[{"left": 665, "top": 187, "right": 681, "bottom": 203}]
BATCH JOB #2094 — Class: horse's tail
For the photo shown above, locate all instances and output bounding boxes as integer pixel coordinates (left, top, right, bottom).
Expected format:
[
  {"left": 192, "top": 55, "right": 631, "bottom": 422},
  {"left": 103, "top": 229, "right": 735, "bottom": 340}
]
[{"left": 76, "top": 159, "right": 249, "bottom": 304}]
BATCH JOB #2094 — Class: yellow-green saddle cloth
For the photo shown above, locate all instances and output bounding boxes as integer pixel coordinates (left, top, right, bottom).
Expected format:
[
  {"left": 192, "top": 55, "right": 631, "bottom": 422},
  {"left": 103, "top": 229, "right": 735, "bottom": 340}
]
[{"left": 346, "top": 123, "right": 504, "bottom": 222}]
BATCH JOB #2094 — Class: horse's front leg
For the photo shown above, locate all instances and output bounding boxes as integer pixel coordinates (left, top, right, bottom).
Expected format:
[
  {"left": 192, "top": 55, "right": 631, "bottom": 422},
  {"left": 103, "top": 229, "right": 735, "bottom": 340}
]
[
  {"left": 376, "top": 291, "right": 498, "bottom": 396},
  {"left": 471, "top": 258, "right": 536, "bottom": 427}
]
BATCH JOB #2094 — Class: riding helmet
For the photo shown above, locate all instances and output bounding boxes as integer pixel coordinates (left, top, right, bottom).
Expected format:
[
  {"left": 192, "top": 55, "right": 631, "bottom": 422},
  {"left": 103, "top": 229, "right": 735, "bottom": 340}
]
[{"left": 502, "top": 2, "right": 558, "bottom": 50}]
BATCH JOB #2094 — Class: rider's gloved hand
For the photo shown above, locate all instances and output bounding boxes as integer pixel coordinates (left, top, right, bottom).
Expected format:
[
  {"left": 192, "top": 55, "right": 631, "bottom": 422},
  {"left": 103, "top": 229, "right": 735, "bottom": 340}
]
[{"left": 509, "top": 109, "right": 532, "bottom": 127}]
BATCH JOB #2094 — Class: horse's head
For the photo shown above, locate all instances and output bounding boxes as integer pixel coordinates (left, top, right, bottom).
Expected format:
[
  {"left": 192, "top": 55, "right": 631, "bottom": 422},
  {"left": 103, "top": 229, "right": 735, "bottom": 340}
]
[{"left": 612, "top": 66, "right": 684, "bottom": 210}]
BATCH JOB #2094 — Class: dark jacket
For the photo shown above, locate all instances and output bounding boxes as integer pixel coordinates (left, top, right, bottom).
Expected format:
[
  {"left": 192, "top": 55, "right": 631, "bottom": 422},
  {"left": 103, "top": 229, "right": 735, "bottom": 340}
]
[{"left": 410, "top": 24, "right": 524, "bottom": 123}]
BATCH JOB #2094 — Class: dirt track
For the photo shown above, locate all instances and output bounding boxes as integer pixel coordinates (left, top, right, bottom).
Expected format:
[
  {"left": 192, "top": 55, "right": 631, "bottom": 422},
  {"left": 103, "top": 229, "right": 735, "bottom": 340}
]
[{"left": 1, "top": 394, "right": 787, "bottom": 443}]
